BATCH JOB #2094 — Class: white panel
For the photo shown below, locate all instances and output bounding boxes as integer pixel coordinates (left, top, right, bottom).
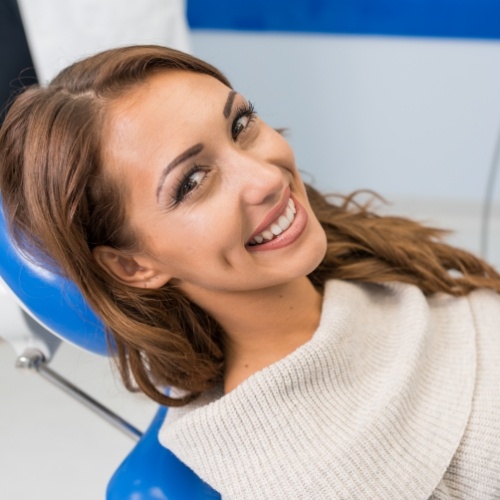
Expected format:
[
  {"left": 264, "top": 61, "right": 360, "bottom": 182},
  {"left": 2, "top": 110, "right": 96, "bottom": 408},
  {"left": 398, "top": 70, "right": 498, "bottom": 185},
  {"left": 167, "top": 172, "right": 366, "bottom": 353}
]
[{"left": 17, "top": 0, "right": 191, "bottom": 84}]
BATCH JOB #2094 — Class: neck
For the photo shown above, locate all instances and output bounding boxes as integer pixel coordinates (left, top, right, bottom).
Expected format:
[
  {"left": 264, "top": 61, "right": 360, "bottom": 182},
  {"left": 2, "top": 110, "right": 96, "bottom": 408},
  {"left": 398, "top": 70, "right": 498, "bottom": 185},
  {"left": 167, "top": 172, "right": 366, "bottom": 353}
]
[{"left": 181, "top": 277, "right": 323, "bottom": 392}]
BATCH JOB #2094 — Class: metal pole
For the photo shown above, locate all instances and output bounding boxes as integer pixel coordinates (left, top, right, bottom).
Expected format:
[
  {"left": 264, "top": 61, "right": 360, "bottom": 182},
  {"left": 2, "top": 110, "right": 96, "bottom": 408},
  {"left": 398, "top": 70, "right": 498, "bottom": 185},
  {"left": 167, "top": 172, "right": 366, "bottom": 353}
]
[{"left": 16, "top": 348, "right": 142, "bottom": 441}]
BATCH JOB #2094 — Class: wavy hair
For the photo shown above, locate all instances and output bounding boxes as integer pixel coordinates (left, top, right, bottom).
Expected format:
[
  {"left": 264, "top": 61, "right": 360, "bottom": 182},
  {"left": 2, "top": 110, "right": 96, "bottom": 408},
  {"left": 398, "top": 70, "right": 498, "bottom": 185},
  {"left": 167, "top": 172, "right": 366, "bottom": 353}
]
[{"left": 1, "top": 46, "right": 499, "bottom": 406}]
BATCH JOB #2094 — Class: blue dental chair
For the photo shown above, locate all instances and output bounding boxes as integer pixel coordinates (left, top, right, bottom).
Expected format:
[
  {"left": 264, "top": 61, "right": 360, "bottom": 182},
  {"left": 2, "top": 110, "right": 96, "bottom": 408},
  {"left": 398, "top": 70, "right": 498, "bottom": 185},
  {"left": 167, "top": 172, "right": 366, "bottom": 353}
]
[{"left": 0, "top": 203, "right": 220, "bottom": 500}]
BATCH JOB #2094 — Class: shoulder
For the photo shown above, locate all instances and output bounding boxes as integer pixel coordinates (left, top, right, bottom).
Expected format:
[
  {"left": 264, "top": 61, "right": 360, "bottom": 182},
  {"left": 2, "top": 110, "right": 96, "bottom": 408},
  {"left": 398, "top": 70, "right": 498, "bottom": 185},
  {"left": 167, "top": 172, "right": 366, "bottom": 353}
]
[
  {"left": 322, "top": 280, "right": 500, "bottom": 351},
  {"left": 466, "top": 287, "right": 500, "bottom": 319},
  {"left": 325, "top": 278, "right": 500, "bottom": 314},
  {"left": 464, "top": 288, "right": 500, "bottom": 361}
]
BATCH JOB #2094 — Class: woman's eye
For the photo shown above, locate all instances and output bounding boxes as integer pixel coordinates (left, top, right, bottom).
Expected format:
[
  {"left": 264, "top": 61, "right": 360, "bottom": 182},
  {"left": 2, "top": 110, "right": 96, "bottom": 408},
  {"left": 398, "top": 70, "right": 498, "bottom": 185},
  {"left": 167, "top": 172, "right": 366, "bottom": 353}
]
[
  {"left": 175, "top": 168, "right": 207, "bottom": 204},
  {"left": 231, "top": 102, "right": 256, "bottom": 141},
  {"left": 232, "top": 115, "right": 250, "bottom": 139}
]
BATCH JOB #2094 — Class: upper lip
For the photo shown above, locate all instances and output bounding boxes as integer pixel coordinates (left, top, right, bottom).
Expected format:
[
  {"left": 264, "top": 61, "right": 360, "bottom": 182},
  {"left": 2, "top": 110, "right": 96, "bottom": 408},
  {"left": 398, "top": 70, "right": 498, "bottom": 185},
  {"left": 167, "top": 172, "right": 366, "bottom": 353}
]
[{"left": 246, "top": 187, "right": 291, "bottom": 243}]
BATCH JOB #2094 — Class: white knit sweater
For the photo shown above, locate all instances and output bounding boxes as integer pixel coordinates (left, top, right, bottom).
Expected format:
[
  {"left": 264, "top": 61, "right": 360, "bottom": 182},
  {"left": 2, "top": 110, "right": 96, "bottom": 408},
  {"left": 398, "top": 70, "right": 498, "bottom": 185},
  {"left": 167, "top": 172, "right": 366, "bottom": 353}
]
[{"left": 159, "top": 280, "right": 500, "bottom": 499}]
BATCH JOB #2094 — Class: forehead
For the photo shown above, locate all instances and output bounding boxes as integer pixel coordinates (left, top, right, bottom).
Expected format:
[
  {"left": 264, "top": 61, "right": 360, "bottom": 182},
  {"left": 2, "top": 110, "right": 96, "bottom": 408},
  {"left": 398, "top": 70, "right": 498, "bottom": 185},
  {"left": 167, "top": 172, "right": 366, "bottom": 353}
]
[
  {"left": 99, "top": 70, "right": 232, "bottom": 213},
  {"left": 101, "top": 70, "right": 230, "bottom": 175},
  {"left": 106, "top": 70, "right": 230, "bottom": 138}
]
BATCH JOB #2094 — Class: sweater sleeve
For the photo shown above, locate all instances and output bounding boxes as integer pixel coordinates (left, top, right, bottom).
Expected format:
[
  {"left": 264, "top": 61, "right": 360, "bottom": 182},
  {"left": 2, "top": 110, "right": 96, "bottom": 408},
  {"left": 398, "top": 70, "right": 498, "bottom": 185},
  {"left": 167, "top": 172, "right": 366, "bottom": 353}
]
[{"left": 431, "top": 289, "right": 500, "bottom": 499}]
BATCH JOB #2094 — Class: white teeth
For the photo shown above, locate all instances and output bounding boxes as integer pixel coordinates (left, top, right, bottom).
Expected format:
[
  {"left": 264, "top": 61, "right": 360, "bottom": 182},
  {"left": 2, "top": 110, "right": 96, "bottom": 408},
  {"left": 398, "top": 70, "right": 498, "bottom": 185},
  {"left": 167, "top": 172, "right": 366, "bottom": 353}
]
[
  {"left": 248, "top": 196, "right": 297, "bottom": 246},
  {"left": 278, "top": 215, "right": 291, "bottom": 231},
  {"left": 270, "top": 223, "right": 283, "bottom": 236}
]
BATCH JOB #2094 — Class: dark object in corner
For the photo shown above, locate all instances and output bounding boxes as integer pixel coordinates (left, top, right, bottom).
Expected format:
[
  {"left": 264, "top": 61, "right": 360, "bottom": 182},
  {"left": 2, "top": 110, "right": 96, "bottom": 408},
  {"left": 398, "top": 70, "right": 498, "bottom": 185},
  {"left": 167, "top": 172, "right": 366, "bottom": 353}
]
[{"left": 0, "top": 0, "right": 37, "bottom": 125}]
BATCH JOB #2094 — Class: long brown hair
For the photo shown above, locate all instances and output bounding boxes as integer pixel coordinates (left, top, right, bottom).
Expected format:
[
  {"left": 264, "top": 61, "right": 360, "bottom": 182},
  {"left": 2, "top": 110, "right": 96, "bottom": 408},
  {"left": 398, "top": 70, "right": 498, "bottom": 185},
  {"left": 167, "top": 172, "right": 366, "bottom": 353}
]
[{"left": 1, "top": 46, "right": 499, "bottom": 406}]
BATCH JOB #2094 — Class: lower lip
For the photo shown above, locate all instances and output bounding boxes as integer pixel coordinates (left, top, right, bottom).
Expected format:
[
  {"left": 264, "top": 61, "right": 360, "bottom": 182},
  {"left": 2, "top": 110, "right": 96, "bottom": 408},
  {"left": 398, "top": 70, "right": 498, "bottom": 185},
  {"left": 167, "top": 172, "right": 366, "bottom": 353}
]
[{"left": 246, "top": 195, "right": 308, "bottom": 252}]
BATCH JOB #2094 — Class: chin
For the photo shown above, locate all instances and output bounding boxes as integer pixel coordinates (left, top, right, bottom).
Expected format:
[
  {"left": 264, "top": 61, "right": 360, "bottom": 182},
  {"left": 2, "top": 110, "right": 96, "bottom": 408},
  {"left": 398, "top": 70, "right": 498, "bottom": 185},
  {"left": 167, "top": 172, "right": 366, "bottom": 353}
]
[
  {"left": 286, "top": 224, "right": 328, "bottom": 281},
  {"left": 304, "top": 232, "right": 328, "bottom": 274}
]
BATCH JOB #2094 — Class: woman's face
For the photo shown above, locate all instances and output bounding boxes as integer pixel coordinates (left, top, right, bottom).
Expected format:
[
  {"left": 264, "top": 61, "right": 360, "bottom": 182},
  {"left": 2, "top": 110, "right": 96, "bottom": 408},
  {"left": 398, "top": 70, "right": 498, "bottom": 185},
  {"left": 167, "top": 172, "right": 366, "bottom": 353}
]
[{"left": 100, "top": 70, "right": 327, "bottom": 296}]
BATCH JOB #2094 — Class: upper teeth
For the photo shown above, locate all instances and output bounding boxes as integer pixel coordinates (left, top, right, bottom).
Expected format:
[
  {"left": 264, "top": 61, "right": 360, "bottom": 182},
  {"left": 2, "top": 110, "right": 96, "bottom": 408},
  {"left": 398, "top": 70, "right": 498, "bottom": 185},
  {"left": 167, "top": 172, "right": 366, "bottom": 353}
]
[{"left": 248, "top": 198, "right": 296, "bottom": 246}]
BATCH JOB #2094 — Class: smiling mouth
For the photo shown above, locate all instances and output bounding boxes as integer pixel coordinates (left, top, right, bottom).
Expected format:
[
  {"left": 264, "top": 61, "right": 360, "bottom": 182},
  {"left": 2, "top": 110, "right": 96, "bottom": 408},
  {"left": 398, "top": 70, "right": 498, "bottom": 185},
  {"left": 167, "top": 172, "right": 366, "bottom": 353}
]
[{"left": 247, "top": 198, "right": 296, "bottom": 246}]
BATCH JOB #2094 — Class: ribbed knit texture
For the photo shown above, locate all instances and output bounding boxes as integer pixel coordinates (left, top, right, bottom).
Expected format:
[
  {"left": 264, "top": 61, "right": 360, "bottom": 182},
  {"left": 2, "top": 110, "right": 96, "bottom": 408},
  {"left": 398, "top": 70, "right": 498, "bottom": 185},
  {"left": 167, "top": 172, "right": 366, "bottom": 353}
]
[{"left": 159, "top": 280, "right": 500, "bottom": 499}]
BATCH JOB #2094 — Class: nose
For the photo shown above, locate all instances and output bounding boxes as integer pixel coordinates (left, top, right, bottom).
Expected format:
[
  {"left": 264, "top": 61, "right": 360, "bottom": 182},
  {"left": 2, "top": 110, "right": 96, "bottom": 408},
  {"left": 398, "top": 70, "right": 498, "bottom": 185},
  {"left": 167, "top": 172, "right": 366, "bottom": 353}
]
[{"left": 228, "top": 151, "right": 285, "bottom": 207}]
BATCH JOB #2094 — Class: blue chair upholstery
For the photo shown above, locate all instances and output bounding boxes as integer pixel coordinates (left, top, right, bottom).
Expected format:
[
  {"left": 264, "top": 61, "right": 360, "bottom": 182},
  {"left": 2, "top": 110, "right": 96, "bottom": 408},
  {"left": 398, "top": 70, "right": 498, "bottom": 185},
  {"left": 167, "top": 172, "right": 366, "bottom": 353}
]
[
  {"left": 107, "top": 406, "right": 220, "bottom": 500},
  {"left": 0, "top": 203, "right": 220, "bottom": 499}
]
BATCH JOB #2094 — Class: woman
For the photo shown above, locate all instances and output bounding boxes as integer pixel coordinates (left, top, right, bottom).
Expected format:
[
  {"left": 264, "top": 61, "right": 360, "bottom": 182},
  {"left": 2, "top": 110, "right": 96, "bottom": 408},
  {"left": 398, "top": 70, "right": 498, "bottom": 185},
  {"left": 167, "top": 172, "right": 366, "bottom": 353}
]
[{"left": 0, "top": 45, "right": 499, "bottom": 499}]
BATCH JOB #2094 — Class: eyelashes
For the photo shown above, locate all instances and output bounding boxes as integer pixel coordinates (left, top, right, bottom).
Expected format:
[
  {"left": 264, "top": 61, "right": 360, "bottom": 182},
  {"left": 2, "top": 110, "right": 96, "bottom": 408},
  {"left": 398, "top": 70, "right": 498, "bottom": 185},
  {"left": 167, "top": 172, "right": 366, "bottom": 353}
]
[
  {"left": 170, "top": 100, "right": 257, "bottom": 206},
  {"left": 231, "top": 101, "right": 256, "bottom": 140},
  {"left": 171, "top": 164, "right": 209, "bottom": 206}
]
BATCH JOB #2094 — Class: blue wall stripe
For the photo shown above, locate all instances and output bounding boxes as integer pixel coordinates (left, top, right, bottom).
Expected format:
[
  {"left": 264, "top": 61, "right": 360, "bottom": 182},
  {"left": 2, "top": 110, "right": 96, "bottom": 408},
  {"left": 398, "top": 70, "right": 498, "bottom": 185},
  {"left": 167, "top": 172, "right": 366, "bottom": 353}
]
[{"left": 187, "top": 0, "right": 500, "bottom": 40}]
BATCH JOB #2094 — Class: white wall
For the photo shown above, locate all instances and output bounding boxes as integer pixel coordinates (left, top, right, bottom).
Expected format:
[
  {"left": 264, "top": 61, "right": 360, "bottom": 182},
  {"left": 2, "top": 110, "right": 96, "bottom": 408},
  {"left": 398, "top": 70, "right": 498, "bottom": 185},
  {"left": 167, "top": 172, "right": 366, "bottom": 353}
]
[{"left": 192, "top": 31, "right": 500, "bottom": 202}]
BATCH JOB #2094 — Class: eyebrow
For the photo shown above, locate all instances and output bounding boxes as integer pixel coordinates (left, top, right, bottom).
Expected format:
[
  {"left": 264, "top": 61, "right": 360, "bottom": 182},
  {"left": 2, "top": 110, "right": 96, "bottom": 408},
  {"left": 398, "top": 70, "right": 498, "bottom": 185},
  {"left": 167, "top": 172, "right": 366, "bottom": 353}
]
[
  {"left": 223, "top": 90, "right": 237, "bottom": 118},
  {"left": 156, "top": 143, "right": 204, "bottom": 200},
  {"left": 156, "top": 91, "right": 238, "bottom": 201}
]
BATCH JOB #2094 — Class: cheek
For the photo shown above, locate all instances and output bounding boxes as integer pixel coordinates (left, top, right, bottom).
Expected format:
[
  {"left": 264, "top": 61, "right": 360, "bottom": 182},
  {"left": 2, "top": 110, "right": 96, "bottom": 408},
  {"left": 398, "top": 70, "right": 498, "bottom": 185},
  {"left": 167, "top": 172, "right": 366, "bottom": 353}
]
[{"left": 163, "top": 209, "right": 241, "bottom": 259}]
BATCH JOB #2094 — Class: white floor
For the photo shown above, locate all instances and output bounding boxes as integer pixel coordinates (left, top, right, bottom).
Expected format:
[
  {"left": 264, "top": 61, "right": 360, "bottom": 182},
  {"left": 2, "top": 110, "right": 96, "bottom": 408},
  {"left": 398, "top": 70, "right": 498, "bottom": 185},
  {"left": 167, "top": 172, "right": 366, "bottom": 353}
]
[
  {"left": 0, "top": 196, "right": 498, "bottom": 500},
  {"left": 0, "top": 336, "right": 157, "bottom": 500}
]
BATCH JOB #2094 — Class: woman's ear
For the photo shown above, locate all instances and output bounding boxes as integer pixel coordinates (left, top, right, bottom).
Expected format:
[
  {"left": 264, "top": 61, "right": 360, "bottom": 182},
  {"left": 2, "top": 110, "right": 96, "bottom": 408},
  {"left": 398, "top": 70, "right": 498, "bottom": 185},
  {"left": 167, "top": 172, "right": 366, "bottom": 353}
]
[{"left": 92, "top": 246, "right": 171, "bottom": 288}]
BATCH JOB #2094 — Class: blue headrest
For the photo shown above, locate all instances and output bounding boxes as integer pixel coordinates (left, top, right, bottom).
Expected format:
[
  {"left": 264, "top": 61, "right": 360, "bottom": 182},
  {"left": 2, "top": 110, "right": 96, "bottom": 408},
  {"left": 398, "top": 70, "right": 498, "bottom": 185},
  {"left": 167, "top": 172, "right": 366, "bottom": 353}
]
[{"left": 0, "top": 202, "right": 108, "bottom": 355}]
